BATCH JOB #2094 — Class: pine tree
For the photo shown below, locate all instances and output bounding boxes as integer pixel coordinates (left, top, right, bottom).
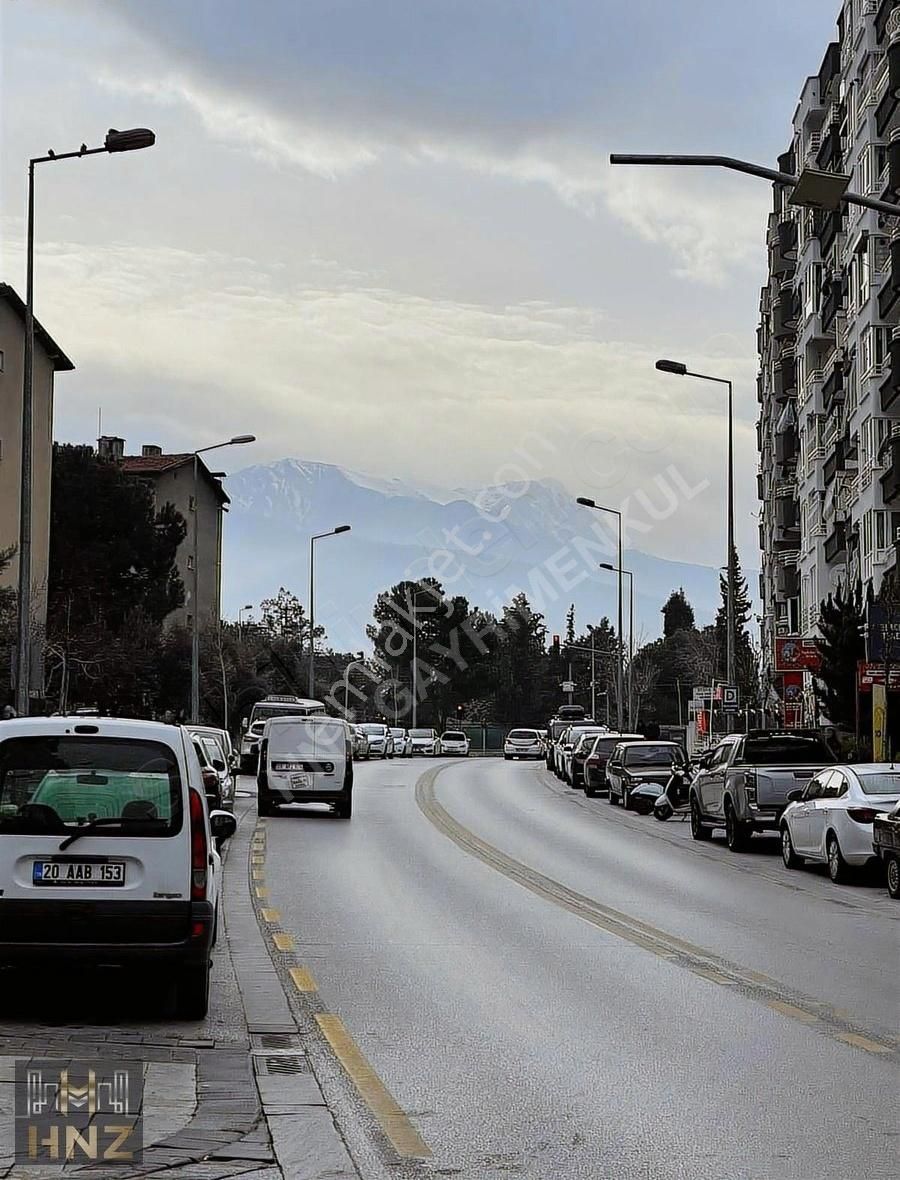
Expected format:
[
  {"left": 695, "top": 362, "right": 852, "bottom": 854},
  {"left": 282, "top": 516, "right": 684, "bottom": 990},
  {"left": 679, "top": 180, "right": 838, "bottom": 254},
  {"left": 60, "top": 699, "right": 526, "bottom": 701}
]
[
  {"left": 565, "top": 603, "right": 576, "bottom": 646},
  {"left": 814, "top": 579, "right": 865, "bottom": 730},
  {"left": 714, "top": 547, "right": 757, "bottom": 706},
  {"left": 662, "top": 588, "right": 695, "bottom": 636}
]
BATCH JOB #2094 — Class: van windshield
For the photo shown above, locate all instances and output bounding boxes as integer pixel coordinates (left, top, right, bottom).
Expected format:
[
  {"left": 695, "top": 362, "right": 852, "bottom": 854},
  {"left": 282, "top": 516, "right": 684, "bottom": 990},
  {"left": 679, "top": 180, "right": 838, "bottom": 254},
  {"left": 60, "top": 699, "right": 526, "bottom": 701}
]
[{"left": 0, "top": 736, "right": 182, "bottom": 837}]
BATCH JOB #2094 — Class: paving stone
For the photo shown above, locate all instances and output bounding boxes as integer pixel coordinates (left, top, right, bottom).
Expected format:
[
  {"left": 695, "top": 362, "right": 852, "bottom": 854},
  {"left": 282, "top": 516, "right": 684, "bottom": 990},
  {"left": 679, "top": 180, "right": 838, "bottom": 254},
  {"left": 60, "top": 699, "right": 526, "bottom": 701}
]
[{"left": 266, "top": 1110, "right": 357, "bottom": 1179}]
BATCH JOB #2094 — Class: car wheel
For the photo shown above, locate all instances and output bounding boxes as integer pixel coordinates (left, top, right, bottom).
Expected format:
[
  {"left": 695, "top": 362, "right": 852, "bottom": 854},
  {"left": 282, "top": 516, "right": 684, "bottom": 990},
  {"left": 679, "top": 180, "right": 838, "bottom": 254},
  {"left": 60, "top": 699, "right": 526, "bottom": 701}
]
[
  {"left": 781, "top": 825, "right": 803, "bottom": 870},
  {"left": 621, "top": 788, "right": 631, "bottom": 810},
  {"left": 886, "top": 855, "right": 900, "bottom": 899},
  {"left": 175, "top": 962, "right": 210, "bottom": 1020},
  {"left": 607, "top": 786, "right": 617, "bottom": 805},
  {"left": 334, "top": 793, "right": 352, "bottom": 819},
  {"left": 827, "top": 833, "right": 852, "bottom": 884},
  {"left": 257, "top": 793, "right": 275, "bottom": 818},
  {"left": 724, "top": 801, "right": 750, "bottom": 852},
  {"left": 584, "top": 783, "right": 597, "bottom": 798},
  {"left": 690, "top": 797, "right": 711, "bottom": 841}
]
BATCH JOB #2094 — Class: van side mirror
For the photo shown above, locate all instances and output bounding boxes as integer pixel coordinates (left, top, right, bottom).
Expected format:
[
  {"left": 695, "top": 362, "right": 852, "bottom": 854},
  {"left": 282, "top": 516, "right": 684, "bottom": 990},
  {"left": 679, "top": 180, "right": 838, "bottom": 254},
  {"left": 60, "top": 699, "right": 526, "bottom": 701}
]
[
  {"left": 209, "top": 810, "right": 237, "bottom": 842},
  {"left": 212, "top": 758, "right": 226, "bottom": 772}
]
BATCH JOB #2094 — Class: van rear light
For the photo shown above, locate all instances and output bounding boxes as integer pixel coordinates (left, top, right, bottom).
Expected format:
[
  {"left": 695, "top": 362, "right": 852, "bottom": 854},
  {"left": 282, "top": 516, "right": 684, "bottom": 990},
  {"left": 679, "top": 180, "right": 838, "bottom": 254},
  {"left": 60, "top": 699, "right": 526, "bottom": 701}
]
[
  {"left": 188, "top": 788, "right": 208, "bottom": 900},
  {"left": 847, "top": 808, "right": 879, "bottom": 825}
]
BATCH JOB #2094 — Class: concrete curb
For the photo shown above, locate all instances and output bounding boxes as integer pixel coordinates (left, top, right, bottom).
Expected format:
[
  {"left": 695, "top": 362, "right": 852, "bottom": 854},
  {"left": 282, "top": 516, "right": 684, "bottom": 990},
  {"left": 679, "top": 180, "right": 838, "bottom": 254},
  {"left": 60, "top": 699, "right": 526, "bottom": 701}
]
[{"left": 223, "top": 805, "right": 360, "bottom": 1179}]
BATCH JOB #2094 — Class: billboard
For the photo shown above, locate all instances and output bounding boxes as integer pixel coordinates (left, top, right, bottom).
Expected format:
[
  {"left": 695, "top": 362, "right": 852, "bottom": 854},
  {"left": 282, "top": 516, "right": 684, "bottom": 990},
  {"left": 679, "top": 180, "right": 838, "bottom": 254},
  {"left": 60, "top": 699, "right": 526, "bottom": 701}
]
[
  {"left": 774, "top": 637, "right": 821, "bottom": 673},
  {"left": 865, "top": 602, "right": 900, "bottom": 663},
  {"left": 857, "top": 662, "right": 900, "bottom": 691}
]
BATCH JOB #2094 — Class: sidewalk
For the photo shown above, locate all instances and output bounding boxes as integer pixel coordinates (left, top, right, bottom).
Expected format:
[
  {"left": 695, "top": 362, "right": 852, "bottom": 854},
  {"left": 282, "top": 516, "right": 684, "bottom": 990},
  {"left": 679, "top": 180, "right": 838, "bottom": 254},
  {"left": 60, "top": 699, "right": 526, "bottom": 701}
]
[{"left": 0, "top": 796, "right": 357, "bottom": 1179}]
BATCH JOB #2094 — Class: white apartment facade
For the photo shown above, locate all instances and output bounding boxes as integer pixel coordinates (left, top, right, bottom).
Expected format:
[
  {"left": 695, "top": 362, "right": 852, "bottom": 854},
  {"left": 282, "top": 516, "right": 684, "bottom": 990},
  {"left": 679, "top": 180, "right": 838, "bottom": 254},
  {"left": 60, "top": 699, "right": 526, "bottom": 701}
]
[{"left": 758, "top": 0, "right": 900, "bottom": 723}]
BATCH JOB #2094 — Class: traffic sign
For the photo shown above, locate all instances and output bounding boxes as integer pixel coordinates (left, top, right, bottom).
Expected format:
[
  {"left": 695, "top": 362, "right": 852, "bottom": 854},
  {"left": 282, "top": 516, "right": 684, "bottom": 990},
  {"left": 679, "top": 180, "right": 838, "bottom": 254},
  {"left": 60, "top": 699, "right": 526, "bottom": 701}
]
[
  {"left": 561, "top": 680, "right": 576, "bottom": 693},
  {"left": 722, "top": 685, "right": 740, "bottom": 711}
]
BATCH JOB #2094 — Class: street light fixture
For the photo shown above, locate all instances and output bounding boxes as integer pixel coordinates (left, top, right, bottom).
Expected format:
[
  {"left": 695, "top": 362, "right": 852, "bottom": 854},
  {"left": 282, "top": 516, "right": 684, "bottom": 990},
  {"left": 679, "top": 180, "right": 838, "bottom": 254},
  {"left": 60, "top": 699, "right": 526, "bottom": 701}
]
[
  {"left": 655, "top": 359, "right": 735, "bottom": 692},
  {"left": 238, "top": 603, "right": 254, "bottom": 630},
  {"left": 191, "top": 434, "right": 255, "bottom": 723},
  {"left": 15, "top": 127, "right": 156, "bottom": 715},
  {"left": 308, "top": 526, "right": 351, "bottom": 697},
  {"left": 608, "top": 153, "right": 900, "bottom": 219},
  {"left": 576, "top": 498, "right": 624, "bottom": 731},
  {"left": 599, "top": 562, "right": 635, "bottom": 729}
]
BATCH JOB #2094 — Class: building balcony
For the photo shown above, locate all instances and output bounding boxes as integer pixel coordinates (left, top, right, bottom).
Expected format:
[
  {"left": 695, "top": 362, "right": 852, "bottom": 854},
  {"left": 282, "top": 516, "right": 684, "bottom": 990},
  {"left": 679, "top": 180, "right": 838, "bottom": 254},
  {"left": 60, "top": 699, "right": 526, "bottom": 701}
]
[
  {"left": 880, "top": 437, "right": 900, "bottom": 505},
  {"left": 773, "top": 291, "right": 800, "bottom": 340},
  {"left": 774, "top": 355, "right": 797, "bottom": 400},
  {"left": 821, "top": 275, "right": 844, "bottom": 334},
  {"left": 824, "top": 520, "right": 848, "bottom": 564},
  {"left": 881, "top": 336, "right": 900, "bottom": 411},
  {"left": 774, "top": 493, "right": 799, "bottom": 531},
  {"left": 774, "top": 425, "right": 799, "bottom": 466},
  {"left": 816, "top": 124, "right": 843, "bottom": 173},
  {"left": 775, "top": 564, "right": 801, "bottom": 598},
  {"left": 823, "top": 437, "right": 850, "bottom": 486},
  {"left": 875, "top": 41, "right": 900, "bottom": 136},
  {"left": 878, "top": 238, "right": 900, "bottom": 322},
  {"left": 877, "top": 0, "right": 897, "bottom": 43},
  {"left": 819, "top": 208, "right": 845, "bottom": 258},
  {"left": 822, "top": 363, "right": 845, "bottom": 414}
]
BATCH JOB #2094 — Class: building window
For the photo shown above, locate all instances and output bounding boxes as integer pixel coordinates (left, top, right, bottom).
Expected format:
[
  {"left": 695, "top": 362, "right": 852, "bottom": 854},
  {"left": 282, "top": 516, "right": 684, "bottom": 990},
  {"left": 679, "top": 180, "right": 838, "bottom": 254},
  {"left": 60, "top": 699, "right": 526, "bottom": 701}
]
[
  {"left": 860, "top": 324, "right": 889, "bottom": 376},
  {"left": 187, "top": 555, "right": 194, "bottom": 570},
  {"left": 0, "top": 349, "right": 4, "bottom": 372},
  {"left": 189, "top": 495, "right": 197, "bottom": 512}
]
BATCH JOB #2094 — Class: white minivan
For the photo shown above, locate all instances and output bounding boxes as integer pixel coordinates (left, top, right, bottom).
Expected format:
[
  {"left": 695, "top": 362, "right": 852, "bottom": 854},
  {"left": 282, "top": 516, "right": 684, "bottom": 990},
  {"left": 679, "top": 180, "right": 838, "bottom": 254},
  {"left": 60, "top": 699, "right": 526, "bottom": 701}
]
[
  {"left": 257, "top": 716, "right": 353, "bottom": 818},
  {"left": 0, "top": 717, "right": 236, "bottom": 1019}
]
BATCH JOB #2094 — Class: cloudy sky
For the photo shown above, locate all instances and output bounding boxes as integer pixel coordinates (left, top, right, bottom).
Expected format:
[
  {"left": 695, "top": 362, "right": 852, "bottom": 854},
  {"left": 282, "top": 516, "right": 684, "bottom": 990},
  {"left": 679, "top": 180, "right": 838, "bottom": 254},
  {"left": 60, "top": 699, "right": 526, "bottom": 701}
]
[{"left": 1, "top": 1, "right": 837, "bottom": 568}]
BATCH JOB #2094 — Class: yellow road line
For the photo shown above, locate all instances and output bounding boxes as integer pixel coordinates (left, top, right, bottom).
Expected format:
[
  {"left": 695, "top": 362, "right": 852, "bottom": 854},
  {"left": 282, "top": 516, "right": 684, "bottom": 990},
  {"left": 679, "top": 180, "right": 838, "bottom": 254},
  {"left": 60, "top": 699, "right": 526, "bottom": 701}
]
[
  {"left": 767, "top": 1000, "right": 819, "bottom": 1025},
  {"left": 835, "top": 1031, "right": 894, "bottom": 1055},
  {"left": 260, "top": 908, "right": 280, "bottom": 923},
  {"left": 290, "top": 966, "right": 318, "bottom": 993},
  {"left": 272, "top": 932, "right": 294, "bottom": 952},
  {"left": 251, "top": 855, "right": 265, "bottom": 865},
  {"left": 255, "top": 887, "right": 269, "bottom": 899},
  {"left": 315, "top": 1015, "right": 432, "bottom": 1159},
  {"left": 251, "top": 869, "right": 263, "bottom": 881}
]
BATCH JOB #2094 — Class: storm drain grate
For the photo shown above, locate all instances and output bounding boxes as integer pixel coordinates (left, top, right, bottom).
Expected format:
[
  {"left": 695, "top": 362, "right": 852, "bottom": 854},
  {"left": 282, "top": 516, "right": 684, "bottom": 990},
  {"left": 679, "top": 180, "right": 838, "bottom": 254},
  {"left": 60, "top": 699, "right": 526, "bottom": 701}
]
[
  {"left": 264, "top": 1055, "right": 310, "bottom": 1075},
  {"left": 259, "top": 1033, "right": 295, "bottom": 1050}
]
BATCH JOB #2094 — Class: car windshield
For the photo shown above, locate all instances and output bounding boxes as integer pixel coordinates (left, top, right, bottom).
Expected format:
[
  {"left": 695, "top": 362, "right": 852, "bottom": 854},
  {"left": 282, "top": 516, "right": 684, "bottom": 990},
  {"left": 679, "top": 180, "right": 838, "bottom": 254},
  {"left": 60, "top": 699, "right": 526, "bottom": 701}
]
[
  {"left": 623, "top": 745, "right": 684, "bottom": 766},
  {"left": 740, "top": 736, "right": 835, "bottom": 765},
  {"left": 359, "top": 724, "right": 387, "bottom": 735},
  {"left": 442, "top": 732, "right": 465, "bottom": 740},
  {"left": 390, "top": 729, "right": 405, "bottom": 737},
  {"left": 858, "top": 772, "right": 900, "bottom": 796},
  {"left": 0, "top": 736, "right": 182, "bottom": 836},
  {"left": 409, "top": 730, "right": 433, "bottom": 738},
  {"left": 508, "top": 730, "right": 539, "bottom": 740}
]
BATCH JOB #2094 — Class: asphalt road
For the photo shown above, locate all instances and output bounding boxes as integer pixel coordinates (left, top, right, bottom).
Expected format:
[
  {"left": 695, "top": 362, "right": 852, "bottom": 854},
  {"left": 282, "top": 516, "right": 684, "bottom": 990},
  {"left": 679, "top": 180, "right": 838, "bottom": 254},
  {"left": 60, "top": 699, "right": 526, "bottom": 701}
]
[{"left": 257, "top": 756, "right": 900, "bottom": 1180}]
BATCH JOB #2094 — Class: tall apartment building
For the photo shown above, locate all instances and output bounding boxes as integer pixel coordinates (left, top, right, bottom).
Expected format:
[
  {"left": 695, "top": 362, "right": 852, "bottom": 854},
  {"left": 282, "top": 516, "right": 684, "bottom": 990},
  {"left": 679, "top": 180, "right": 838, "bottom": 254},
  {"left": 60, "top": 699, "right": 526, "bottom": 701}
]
[{"left": 758, "top": 1, "right": 900, "bottom": 725}]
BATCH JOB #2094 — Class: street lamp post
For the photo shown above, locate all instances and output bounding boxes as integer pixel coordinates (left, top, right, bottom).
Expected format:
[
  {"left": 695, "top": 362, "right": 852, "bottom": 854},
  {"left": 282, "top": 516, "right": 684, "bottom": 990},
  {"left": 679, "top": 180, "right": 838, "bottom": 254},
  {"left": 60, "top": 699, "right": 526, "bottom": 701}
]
[
  {"left": 655, "top": 359, "right": 736, "bottom": 692},
  {"left": 600, "top": 563, "right": 634, "bottom": 729},
  {"left": 238, "top": 604, "right": 254, "bottom": 631},
  {"left": 576, "top": 498, "right": 624, "bottom": 731},
  {"left": 308, "top": 526, "right": 351, "bottom": 698},
  {"left": 608, "top": 153, "right": 900, "bottom": 220},
  {"left": 15, "top": 128, "right": 156, "bottom": 715},
  {"left": 191, "top": 435, "right": 255, "bottom": 723}
]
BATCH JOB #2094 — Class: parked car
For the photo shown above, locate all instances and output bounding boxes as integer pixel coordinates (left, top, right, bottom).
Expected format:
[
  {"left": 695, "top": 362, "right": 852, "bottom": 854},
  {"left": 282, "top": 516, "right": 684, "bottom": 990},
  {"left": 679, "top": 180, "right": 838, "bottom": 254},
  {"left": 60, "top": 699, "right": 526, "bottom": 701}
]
[
  {"left": 873, "top": 800, "right": 900, "bottom": 898},
  {"left": 390, "top": 727, "right": 412, "bottom": 757},
  {"left": 257, "top": 716, "right": 353, "bottom": 818},
  {"left": 780, "top": 764, "right": 900, "bottom": 883},
  {"left": 186, "top": 724, "right": 237, "bottom": 772},
  {"left": 0, "top": 716, "right": 235, "bottom": 1018},
  {"left": 582, "top": 733, "right": 644, "bottom": 797},
  {"left": 607, "top": 741, "right": 688, "bottom": 809},
  {"left": 557, "top": 725, "right": 605, "bottom": 782},
  {"left": 504, "top": 728, "right": 544, "bottom": 760},
  {"left": 409, "top": 728, "right": 439, "bottom": 756},
  {"left": 190, "top": 735, "right": 235, "bottom": 814},
  {"left": 439, "top": 731, "right": 470, "bottom": 756},
  {"left": 567, "top": 728, "right": 613, "bottom": 788},
  {"left": 690, "top": 730, "right": 838, "bottom": 851},
  {"left": 351, "top": 726, "right": 371, "bottom": 761},
  {"left": 357, "top": 723, "right": 394, "bottom": 759}
]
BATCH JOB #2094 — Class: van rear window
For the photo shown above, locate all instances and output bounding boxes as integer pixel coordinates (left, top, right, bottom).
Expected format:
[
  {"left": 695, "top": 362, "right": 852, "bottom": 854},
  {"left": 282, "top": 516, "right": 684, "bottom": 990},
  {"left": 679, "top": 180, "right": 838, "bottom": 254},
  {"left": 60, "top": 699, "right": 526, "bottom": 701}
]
[{"left": 0, "top": 736, "right": 183, "bottom": 837}]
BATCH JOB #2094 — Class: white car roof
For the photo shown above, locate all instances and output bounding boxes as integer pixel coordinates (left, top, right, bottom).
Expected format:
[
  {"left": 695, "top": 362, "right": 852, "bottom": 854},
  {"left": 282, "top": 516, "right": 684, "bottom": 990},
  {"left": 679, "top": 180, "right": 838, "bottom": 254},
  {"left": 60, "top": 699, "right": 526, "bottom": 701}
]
[{"left": 0, "top": 716, "right": 186, "bottom": 744}]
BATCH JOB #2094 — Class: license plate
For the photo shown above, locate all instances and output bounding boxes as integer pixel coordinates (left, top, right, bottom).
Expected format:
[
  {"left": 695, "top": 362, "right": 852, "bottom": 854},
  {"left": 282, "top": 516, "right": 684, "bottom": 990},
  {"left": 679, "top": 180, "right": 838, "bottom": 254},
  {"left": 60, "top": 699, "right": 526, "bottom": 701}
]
[
  {"left": 290, "top": 773, "right": 312, "bottom": 790},
  {"left": 33, "top": 860, "right": 125, "bottom": 887}
]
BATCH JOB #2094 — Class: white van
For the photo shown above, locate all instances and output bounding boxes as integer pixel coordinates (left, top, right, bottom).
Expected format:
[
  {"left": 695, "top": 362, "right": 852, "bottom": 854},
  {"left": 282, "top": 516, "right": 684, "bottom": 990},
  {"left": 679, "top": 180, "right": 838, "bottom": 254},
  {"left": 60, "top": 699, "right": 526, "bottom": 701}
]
[
  {"left": 240, "top": 696, "right": 326, "bottom": 772},
  {"left": 0, "top": 717, "right": 236, "bottom": 1018},
  {"left": 257, "top": 716, "right": 353, "bottom": 818}
]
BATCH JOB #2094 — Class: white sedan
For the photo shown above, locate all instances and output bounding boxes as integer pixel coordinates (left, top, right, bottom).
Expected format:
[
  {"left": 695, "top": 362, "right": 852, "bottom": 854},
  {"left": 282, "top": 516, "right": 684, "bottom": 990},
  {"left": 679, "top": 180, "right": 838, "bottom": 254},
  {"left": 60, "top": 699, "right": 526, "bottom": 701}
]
[
  {"left": 780, "top": 763, "right": 900, "bottom": 883},
  {"left": 439, "top": 730, "right": 470, "bottom": 756}
]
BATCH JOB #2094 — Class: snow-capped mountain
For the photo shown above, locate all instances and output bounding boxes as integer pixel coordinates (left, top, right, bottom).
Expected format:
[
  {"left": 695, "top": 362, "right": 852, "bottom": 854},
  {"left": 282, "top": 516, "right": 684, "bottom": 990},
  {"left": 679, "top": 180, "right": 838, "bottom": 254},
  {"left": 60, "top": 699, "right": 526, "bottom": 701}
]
[{"left": 223, "top": 459, "right": 742, "bottom": 651}]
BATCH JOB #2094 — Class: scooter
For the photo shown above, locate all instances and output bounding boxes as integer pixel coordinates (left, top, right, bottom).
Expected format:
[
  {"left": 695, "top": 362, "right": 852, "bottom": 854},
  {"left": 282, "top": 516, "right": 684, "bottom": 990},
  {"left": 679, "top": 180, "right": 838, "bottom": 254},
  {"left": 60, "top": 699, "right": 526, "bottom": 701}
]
[{"left": 653, "top": 762, "right": 694, "bottom": 821}]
